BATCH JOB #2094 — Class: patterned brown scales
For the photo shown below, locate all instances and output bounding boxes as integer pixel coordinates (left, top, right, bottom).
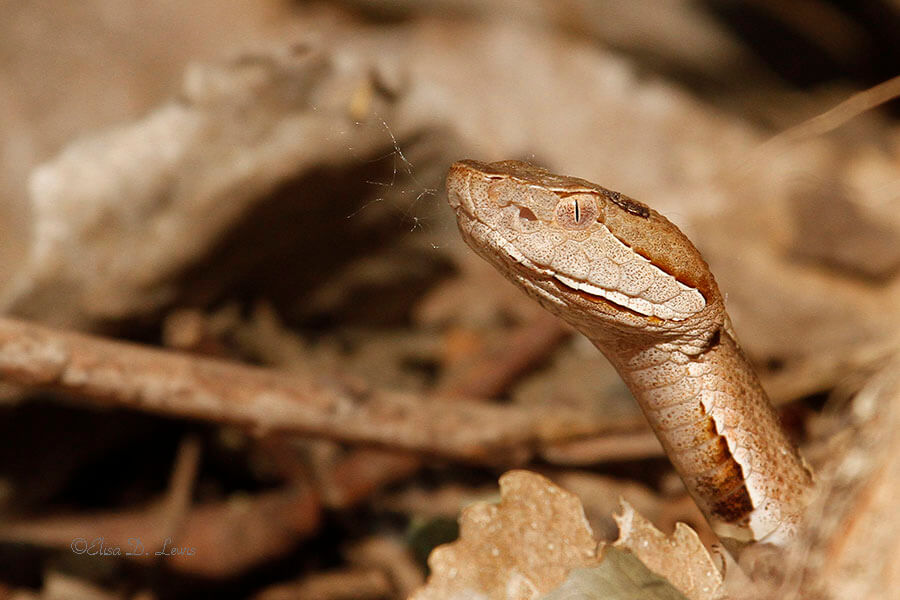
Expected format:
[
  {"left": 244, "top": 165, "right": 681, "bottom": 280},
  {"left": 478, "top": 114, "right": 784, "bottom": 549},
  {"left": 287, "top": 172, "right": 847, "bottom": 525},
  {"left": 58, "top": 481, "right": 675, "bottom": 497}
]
[{"left": 446, "top": 159, "right": 814, "bottom": 547}]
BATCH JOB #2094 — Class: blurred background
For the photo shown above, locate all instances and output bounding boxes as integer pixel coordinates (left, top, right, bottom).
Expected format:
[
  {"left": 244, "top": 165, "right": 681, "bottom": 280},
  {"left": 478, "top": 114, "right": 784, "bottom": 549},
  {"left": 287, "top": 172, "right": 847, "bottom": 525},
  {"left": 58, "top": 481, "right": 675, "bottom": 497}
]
[{"left": 0, "top": 1, "right": 899, "bottom": 598}]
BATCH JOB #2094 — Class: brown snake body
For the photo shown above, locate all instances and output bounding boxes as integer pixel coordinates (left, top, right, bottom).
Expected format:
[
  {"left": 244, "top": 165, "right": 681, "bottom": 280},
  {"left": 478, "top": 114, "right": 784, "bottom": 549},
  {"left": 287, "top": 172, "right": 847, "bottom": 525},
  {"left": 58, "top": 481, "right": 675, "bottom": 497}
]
[{"left": 446, "top": 160, "right": 814, "bottom": 546}]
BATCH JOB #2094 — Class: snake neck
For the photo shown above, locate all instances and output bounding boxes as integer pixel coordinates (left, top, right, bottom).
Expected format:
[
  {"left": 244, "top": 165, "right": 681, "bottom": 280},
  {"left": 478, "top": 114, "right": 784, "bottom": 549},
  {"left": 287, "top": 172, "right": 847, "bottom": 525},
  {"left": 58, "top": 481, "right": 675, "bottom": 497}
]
[
  {"left": 592, "top": 329, "right": 814, "bottom": 545},
  {"left": 445, "top": 159, "right": 815, "bottom": 547}
]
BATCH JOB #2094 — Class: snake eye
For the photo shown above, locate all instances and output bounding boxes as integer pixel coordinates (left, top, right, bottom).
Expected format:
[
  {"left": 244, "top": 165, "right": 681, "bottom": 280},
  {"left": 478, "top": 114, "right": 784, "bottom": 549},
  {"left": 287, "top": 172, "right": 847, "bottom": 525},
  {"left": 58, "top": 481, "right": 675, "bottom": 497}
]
[{"left": 555, "top": 194, "right": 599, "bottom": 230}]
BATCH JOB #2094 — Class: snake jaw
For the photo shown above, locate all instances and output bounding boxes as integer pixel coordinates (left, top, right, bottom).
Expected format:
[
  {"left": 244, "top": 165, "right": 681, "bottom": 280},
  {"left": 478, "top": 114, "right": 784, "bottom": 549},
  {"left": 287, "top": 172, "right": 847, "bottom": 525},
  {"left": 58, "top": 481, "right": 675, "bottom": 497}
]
[{"left": 448, "top": 160, "right": 710, "bottom": 328}]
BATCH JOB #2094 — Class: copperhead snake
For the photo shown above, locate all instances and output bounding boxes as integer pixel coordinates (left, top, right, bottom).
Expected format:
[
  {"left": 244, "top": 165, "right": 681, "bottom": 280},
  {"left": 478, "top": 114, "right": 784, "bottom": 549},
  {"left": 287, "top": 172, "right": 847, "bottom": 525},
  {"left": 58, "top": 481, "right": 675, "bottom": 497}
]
[{"left": 446, "top": 160, "right": 814, "bottom": 547}]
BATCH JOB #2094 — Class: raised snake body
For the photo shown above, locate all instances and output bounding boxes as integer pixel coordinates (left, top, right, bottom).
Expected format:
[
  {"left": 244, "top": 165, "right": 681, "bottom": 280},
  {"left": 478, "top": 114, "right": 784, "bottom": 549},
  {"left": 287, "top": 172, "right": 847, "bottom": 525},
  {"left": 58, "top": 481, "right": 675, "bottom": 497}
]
[{"left": 446, "top": 160, "right": 813, "bottom": 546}]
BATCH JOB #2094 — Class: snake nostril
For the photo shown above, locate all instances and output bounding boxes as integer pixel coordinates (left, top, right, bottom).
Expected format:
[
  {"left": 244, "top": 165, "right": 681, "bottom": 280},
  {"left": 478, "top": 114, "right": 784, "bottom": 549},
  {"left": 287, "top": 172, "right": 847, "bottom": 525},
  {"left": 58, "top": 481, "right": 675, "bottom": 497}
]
[{"left": 518, "top": 206, "right": 538, "bottom": 221}]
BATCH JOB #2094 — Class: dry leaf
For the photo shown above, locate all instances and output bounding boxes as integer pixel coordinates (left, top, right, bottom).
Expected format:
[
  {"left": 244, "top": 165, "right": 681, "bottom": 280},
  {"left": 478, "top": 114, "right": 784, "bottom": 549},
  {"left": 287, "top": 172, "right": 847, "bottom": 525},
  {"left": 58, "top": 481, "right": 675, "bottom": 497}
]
[
  {"left": 793, "top": 356, "right": 900, "bottom": 599},
  {"left": 613, "top": 500, "right": 726, "bottom": 600},
  {"left": 542, "top": 547, "right": 689, "bottom": 600},
  {"left": 411, "top": 470, "right": 599, "bottom": 600}
]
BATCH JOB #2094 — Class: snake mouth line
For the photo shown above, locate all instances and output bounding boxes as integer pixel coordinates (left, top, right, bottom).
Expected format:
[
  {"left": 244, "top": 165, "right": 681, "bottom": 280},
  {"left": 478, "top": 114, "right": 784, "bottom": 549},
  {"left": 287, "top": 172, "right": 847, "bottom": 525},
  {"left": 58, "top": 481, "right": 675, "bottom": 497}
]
[
  {"left": 457, "top": 192, "right": 704, "bottom": 321},
  {"left": 548, "top": 277, "right": 663, "bottom": 322},
  {"left": 479, "top": 224, "right": 676, "bottom": 322},
  {"left": 458, "top": 193, "right": 705, "bottom": 321}
]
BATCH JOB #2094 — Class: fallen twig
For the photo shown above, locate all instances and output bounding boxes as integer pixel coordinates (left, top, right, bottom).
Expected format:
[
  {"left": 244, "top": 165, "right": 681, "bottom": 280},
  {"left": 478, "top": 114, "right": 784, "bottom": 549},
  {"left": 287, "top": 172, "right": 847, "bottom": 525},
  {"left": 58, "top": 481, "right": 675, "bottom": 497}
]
[
  {"left": 437, "top": 312, "right": 572, "bottom": 398},
  {"left": 0, "top": 317, "right": 617, "bottom": 463},
  {"left": 0, "top": 486, "right": 321, "bottom": 576},
  {"left": 253, "top": 567, "right": 393, "bottom": 600},
  {"left": 540, "top": 428, "right": 663, "bottom": 465}
]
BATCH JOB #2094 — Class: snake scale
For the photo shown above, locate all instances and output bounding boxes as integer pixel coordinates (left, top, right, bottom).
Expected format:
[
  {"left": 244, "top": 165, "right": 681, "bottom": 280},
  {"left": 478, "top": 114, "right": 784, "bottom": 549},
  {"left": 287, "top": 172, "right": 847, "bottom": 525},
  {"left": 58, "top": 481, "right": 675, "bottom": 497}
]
[{"left": 446, "top": 159, "right": 814, "bottom": 547}]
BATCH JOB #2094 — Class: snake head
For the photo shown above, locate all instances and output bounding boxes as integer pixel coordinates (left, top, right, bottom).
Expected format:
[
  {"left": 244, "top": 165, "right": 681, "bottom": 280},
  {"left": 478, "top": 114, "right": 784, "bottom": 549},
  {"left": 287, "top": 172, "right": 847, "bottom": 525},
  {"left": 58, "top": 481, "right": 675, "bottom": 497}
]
[{"left": 447, "top": 160, "right": 724, "bottom": 342}]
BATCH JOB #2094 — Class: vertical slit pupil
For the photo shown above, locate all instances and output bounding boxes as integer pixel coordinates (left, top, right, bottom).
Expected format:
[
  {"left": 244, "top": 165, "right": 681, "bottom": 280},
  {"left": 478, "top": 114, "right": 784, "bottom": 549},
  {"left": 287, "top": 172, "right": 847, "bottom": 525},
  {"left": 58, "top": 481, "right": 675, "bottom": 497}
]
[{"left": 574, "top": 200, "right": 580, "bottom": 223}]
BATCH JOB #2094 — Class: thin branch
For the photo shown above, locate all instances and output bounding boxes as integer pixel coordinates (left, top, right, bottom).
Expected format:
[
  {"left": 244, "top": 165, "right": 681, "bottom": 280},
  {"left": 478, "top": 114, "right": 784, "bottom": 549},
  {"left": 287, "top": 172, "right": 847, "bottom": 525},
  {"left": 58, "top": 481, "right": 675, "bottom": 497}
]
[
  {"left": 0, "top": 317, "right": 613, "bottom": 463},
  {"left": 0, "top": 486, "right": 321, "bottom": 576},
  {"left": 253, "top": 568, "right": 393, "bottom": 600},
  {"left": 744, "top": 74, "right": 900, "bottom": 170},
  {"left": 540, "top": 429, "right": 663, "bottom": 465},
  {"left": 437, "top": 312, "right": 572, "bottom": 398}
]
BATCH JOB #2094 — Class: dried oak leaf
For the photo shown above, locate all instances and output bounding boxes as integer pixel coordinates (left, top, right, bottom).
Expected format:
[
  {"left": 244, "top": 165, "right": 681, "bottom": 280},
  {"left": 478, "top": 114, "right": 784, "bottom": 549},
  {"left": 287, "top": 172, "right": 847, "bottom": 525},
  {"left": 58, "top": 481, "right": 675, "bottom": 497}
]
[
  {"left": 613, "top": 500, "right": 726, "bottom": 600},
  {"left": 411, "top": 470, "right": 600, "bottom": 600},
  {"left": 542, "top": 547, "right": 689, "bottom": 600}
]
